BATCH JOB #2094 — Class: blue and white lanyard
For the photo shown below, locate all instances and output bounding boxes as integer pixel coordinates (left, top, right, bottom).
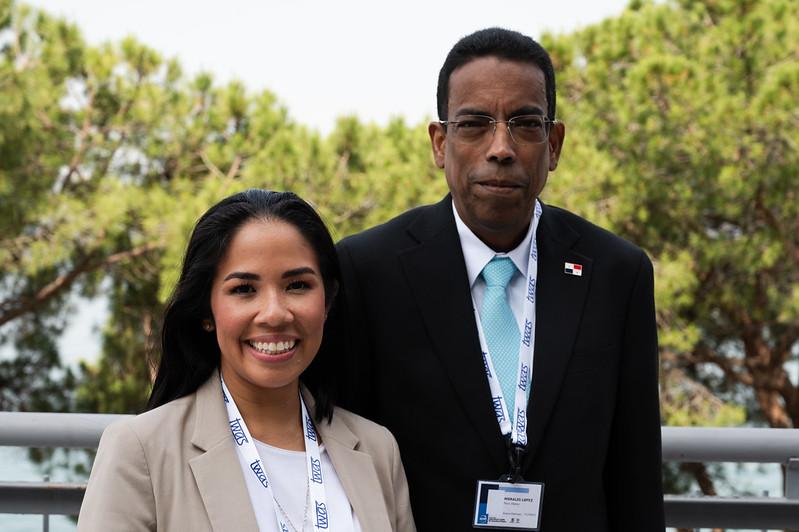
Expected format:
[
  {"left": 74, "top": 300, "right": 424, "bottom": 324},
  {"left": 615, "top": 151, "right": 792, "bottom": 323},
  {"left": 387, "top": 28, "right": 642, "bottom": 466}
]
[
  {"left": 473, "top": 200, "right": 542, "bottom": 448},
  {"left": 221, "top": 376, "right": 330, "bottom": 531}
]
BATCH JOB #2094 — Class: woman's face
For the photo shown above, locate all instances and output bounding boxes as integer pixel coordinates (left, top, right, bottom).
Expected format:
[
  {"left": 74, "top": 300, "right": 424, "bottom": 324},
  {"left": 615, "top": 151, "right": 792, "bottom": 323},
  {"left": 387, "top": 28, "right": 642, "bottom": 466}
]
[{"left": 210, "top": 218, "right": 327, "bottom": 398}]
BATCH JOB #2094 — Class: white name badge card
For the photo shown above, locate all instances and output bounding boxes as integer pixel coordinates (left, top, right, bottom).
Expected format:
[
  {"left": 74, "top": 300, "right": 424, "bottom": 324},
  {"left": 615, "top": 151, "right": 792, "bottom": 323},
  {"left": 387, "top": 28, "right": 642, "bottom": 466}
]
[{"left": 473, "top": 480, "right": 544, "bottom": 530}]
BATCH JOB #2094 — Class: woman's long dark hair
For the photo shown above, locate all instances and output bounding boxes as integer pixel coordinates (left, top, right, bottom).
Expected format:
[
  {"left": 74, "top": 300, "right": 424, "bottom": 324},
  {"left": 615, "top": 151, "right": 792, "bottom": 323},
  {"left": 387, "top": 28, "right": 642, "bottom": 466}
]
[{"left": 146, "top": 189, "right": 340, "bottom": 421}]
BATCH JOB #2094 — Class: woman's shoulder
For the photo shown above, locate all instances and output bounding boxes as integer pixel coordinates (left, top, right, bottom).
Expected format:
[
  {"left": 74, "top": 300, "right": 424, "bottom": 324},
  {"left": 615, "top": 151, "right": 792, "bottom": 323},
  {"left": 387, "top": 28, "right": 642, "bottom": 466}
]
[
  {"left": 327, "top": 406, "right": 399, "bottom": 452},
  {"left": 102, "top": 393, "right": 197, "bottom": 449}
]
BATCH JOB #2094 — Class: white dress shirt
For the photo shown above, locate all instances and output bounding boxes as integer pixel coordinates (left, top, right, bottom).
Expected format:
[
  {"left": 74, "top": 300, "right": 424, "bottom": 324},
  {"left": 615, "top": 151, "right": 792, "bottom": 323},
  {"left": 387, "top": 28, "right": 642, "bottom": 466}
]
[{"left": 452, "top": 200, "right": 536, "bottom": 333}]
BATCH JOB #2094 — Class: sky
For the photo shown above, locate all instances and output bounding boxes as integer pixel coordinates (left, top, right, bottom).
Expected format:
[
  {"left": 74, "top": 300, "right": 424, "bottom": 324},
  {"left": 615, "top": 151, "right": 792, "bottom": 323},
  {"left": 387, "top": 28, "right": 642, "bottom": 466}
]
[
  {"left": 21, "top": 0, "right": 631, "bottom": 363},
  {"left": 28, "top": 0, "right": 631, "bottom": 134}
]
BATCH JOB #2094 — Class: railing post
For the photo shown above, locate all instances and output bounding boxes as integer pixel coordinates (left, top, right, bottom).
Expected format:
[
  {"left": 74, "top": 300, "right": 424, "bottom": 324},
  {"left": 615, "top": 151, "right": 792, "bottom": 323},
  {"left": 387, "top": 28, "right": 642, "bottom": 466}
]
[
  {"left": 786, "top": 458, "right": 799, "bottom": 499},
  {"left": 786, "top": 458, "right": 799, "bottom": 532},
  {"left": 42, "top": 475, "right": 49, "bottom": 532}
]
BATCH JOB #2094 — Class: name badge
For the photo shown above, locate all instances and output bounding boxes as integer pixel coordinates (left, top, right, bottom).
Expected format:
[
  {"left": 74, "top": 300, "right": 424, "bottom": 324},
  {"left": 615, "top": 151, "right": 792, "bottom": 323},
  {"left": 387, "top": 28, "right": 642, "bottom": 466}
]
[{"left": 473, "top": 480, "right": 544, "bottom": 530}]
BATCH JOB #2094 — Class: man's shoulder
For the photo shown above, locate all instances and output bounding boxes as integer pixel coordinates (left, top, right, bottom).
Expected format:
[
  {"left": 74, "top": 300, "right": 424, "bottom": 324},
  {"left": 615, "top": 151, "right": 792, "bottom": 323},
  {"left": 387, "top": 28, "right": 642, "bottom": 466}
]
[
  {"left": 543, "top": 203, "right": 646, "bottom": 261},
  {"left": 338, "top": 200, "right": 447, "bottom": 252}
]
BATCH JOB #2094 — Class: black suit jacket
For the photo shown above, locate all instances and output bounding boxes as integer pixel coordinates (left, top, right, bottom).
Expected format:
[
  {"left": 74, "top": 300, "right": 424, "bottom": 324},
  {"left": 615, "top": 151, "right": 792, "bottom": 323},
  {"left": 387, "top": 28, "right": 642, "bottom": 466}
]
[{"left": 326, "top": 196, "right": 664, "bottom": 531}]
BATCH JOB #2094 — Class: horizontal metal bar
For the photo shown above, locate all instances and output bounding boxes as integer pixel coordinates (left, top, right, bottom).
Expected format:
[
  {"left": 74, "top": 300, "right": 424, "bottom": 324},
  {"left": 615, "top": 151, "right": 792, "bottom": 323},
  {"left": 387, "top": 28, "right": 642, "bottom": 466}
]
[
  {"left": 4, "top": 413, "right": 799, "bottom": 464},
  {"left": 664, "top": 495, "right": 799, "bottom": 528},
  {"left": 662, "top": 426, "right": 799, "bottom": 463},
  {"left": 0, "top": 412, "right": 130, "bottom": 448},
  {"left": 2, "top": 483, "right": 798, "bottom": 528},
  {"left": 0, "top": 482, "right": 85, "bottom": 515}
]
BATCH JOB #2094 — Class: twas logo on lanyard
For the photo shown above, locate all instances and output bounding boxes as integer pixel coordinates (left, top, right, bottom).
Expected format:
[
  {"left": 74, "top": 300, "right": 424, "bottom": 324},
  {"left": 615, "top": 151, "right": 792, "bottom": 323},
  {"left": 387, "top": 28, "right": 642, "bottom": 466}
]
[
  {"left": 310, "top": 457, "right": 324, "bottom": 484},
  {"left": 229, "top": 418, "right": 248, "bottom": 446},
  {"left": 315, "top": 501, "right": 329, "bottom": 529},
  {"left": 249, "top": 459, "right": 269, "bottom": 489}
]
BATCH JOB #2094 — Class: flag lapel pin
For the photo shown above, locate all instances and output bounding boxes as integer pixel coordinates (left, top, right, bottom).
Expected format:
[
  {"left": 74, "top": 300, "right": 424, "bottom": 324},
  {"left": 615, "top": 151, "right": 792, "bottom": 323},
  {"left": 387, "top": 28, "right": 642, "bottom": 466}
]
[{"left": 564, "top": 262, "right": 583, "bottom": 277}]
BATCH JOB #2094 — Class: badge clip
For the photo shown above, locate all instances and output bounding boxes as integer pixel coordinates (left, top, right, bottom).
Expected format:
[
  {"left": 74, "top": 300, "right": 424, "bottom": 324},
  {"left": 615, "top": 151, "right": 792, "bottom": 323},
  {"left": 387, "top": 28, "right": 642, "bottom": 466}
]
[{"left": 499, "top": 438, "right": 526, "bottom": 483}]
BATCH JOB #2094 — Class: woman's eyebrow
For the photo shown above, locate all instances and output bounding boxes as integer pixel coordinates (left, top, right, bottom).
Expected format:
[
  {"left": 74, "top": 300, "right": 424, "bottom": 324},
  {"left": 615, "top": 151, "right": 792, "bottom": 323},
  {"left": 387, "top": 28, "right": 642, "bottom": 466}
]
[
  {"left": 223, "top": 272, "right": 260, "bottom": 282},
  {"left": 282, "top": 267, "right": 317, "bottom": 278}
]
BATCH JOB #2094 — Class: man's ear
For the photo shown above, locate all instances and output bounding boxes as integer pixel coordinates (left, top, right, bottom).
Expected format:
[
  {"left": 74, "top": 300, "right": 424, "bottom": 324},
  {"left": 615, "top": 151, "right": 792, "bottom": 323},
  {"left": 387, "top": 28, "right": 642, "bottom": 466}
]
[
  {"left": 428, "top": 121, "right": 446, "bottom": 169},
  {"left": 548, "top": 120, "right": 566, "bottom": 171}
]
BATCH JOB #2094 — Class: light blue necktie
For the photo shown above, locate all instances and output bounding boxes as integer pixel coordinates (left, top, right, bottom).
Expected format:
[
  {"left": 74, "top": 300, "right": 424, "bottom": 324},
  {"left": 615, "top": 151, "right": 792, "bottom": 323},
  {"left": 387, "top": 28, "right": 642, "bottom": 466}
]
[{"left": 480, "top": 256, "right": 521, "bottom": 423}]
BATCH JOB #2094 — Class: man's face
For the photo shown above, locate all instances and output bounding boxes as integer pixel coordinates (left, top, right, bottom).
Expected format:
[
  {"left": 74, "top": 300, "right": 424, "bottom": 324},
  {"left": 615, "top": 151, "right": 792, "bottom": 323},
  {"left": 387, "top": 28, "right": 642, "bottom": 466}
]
[{"left": 429, "top": 56, "right": 565, "bottom": 251}]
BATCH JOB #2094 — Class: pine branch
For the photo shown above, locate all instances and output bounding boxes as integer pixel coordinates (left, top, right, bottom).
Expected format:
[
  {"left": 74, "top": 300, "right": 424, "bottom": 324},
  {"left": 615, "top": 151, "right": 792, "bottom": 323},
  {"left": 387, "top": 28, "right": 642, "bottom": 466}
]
[{"left": 0, "top": 242, "right": 162, "bottom": 327}]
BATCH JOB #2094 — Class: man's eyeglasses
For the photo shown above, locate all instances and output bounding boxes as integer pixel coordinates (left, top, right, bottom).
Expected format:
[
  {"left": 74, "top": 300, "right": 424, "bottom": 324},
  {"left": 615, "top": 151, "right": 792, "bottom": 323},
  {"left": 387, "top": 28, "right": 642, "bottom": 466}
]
[{"left": 439, "top": 114, "right": 557, "bottom": 145}]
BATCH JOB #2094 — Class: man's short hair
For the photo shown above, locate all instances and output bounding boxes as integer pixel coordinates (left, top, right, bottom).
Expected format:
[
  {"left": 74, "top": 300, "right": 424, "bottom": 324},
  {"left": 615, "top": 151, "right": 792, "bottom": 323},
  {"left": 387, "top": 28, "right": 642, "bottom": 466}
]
[{"left": 436, "top": 27, "right": 557, "bottom": 121}]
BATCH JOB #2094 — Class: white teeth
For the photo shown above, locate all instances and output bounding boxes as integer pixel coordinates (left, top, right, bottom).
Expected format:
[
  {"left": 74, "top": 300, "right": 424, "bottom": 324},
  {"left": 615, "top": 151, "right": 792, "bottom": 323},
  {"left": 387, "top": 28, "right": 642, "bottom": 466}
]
[{"left": 249, "top": 340, "right": 297, "bottom": 355}]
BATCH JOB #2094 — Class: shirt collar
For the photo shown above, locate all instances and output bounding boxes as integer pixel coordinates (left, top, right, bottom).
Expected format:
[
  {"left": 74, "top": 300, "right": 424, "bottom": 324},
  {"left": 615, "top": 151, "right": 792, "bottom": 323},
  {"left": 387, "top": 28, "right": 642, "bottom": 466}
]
[{"left": 452, "top": 200, "right": 536, "bottom": 288}]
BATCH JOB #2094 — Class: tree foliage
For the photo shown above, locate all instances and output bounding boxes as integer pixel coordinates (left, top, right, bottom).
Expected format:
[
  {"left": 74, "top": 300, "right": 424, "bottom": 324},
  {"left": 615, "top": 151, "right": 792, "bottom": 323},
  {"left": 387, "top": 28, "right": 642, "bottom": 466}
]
[
  {"left": 0, "top": 0, "right": 443, "bottom": 413},
  {"left": 543, "top": 0, "right": 798, "bottom": 433}
]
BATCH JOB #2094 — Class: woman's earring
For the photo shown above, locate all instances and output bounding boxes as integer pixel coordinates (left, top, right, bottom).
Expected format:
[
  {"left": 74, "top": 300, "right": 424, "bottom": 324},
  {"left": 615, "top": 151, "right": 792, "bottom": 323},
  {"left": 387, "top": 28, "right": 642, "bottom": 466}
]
[{"left": 202, "top": 319, "right": 215, "bottom": 332}]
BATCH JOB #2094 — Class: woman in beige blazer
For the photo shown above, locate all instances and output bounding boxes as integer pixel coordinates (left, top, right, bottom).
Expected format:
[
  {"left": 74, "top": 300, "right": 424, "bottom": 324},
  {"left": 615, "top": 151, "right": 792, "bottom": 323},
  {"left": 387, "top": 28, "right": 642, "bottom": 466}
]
[{"left": 78, "top": 190, "right": 415, "bottom": 532}]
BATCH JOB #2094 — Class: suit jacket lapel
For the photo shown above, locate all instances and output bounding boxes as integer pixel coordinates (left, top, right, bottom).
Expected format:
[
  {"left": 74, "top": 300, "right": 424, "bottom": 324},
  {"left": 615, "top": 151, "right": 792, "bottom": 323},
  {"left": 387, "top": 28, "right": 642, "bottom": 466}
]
[
  {"left": 398, "top": 196, "right": 507, "bottom": 471},
  {"left": 187, "top": 380, "right": 392, "bottom": 531},
  {"left": 188, "top": 373, "right": 259, "bottom": 532},
  {"left": 394, "top": 199, "right": 595, "bottom": 472},
  {"left": 523, "top": 205, "right": 593, "bottom": 467}
]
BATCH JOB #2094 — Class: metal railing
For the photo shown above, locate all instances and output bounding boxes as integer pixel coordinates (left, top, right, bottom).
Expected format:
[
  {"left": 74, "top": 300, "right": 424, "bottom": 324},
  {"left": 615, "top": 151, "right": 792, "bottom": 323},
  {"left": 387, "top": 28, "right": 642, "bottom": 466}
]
[
  {"left": 1, "top": 412, "right": 799, "bottom": 529},
  {"left": 0, "top": 412, "right": 119, "bottom": 519},
  {"left": 662, "top": 426, "right": 799, "bottom": 529}
]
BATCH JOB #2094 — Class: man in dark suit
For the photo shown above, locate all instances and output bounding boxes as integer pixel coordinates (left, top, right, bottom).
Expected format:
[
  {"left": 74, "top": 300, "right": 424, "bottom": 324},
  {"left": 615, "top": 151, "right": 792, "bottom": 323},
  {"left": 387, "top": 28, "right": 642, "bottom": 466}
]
[{"left": 326, "top": 28, "right": 664, "bottom": 531}]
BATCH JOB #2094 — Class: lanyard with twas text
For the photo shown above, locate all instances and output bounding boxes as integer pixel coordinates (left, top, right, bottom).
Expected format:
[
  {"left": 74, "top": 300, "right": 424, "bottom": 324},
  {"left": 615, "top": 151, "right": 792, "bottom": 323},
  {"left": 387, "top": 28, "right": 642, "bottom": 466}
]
[
  {"left": 221, "top": 376, "right": 329, "bottom": 531},
  {"left": 472, "top": 200, "right": 541, "bottom": 476}
]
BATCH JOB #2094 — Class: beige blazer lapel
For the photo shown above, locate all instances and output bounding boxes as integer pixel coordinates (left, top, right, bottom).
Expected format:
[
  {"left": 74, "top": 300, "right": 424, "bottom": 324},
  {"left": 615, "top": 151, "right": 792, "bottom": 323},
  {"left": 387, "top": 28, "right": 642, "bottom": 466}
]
[
  {"left": 304, "top": 390, "right": 394, "bottom": 531},
  {"left": 189, "top": 373, "right": 259, "bottom": 532}
]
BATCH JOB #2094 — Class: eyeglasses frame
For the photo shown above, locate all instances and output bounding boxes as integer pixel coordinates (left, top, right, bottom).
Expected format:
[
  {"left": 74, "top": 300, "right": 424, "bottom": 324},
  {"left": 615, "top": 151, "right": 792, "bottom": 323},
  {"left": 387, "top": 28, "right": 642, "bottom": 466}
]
[{"left": 438, "top": 114, "right": 559, "bottom": 145}]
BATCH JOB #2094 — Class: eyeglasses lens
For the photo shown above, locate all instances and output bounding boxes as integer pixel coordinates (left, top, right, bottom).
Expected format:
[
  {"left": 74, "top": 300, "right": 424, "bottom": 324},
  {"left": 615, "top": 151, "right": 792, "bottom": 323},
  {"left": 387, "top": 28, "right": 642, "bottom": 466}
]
[{"left": 451, "top": 115, "right": 547, "bottom": 144}]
